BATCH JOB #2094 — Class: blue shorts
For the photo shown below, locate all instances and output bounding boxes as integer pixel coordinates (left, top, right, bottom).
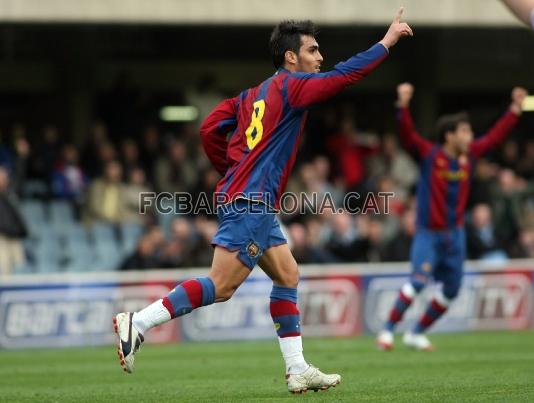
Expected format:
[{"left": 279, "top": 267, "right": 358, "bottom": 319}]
[
  {"left": 211, "top": 199, "right": 287, "bottom": 270},
  {"left": 410, "top": 227, "right": 466, "bottom": 297}
]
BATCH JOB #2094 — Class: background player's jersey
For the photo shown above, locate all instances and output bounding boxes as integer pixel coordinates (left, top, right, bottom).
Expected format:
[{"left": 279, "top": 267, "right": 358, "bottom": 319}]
[
  {"left": 398, "top": 107, "right": 519, "bottom": 230},
  {"left": 200, "top": 43, "right": 389, "bottom": 210}
]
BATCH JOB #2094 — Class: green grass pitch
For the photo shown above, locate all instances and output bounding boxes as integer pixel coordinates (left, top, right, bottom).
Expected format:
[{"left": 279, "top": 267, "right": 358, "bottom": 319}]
[{"left": 0, "top": 331, "right": 533, "bottom": 402}]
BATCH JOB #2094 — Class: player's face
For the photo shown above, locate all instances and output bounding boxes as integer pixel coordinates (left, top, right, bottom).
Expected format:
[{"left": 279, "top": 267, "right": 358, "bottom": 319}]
[
  {"left": 453, "top": 122, "right": 474, "bottom": 153},
  {"left": 296, "top": 35, "right": 323, "bottom": 73}
]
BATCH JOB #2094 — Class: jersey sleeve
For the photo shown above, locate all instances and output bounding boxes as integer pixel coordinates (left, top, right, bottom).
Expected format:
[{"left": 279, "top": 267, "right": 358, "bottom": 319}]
[
  {"left": 286, "top": 43, "right": 389, "bottom": 109},
  {"left": 469, "top": 110, "right": 519, "bottom": 158},
  {"left": 199, "top": 97, "right": 239, "bottom": 176},
  {"left": 397, "top": 107, "right": 434, "bottom": 157}
]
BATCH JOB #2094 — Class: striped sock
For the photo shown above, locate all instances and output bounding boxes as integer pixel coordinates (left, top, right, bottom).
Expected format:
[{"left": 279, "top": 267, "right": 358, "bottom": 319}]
[
  {"left": 133, "top": 277, "right": 216, "bottom": 334},
  {"left": 163, "top": 277, "right": 216, "bottom": 318},
  {"left": 385, "top": 283, "right": 416, "bottom": 331},
  {"left": 413, "top": 292, "right": 449, "bottom": 334},
  {"left": 270, "top": 285, "right": 308, "bottom": 374}
]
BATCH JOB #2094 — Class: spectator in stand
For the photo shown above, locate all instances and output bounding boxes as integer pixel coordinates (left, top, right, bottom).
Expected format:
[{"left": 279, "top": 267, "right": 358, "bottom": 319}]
[
  {"left": 11, "top": 136, "right": 31, "bottom": 197},
  {"left": 120, "top": 138, "right": 142, "bottom": 180},
  {"left": 0, "top": 130, "right": 11, "bottom": 170},
  {"left": 81, "top": 121, "right": 109, "bottom": 178},
  {"left": 96, "top": 141, "right": 118, "bottom": 177},
  {"left": 160, "top": 217, "right": 199, "bottom": 268},
  {"left": 385, "top": 208, "right": 416, "bottom": 261},
  {"left": 191, "top": 216, "right": 219, "bottom": 267},
  {"left": 86, "top": 160, "right": 124, "bottom": 224},
  {"left": 496, "top": 139, "right": 520, "bottom": 171},
  {"left": 191, "top": 167, "right": 220, "bottom": 214},
  {"left": 367, "top": 132, "right": 419, "bottom": 200},
  {"left": 0, "top": 167, "right": 28, "bottom": 275},
  {"left": 326, "top": 210, "right": 360, "bottom": 261},
  {"left": 490, "top": 168, "right": 534, "bottom": 245},
  {"left": 466, "top": 203, "right": 508, "bottom": 261},
  {"left": 121, "top": 167, "right": 152, "bottom": 225},
  {"left": 360, "top": 218, "right": 389, "bottom": 263},
  {"left": 517, "top": 140, "right": 534, "bottom": 179},
  {"left": 154, "top": 138, "right": 197, "bottom": 194},
  {"left": 140, "top": 125, "right": 162, "bottom": 182},
  {"left": 120, "top": 225, "right": 166, "bottom": 270},
  {"left": 469, "top": 158, "right": 500, "bottom": 207},
  {"left": 288, "top": 221, "right": 337, "bottom": 264},
  {"left": 51, "top": 144, "right": 87, "bottom": 204},
  {"left": 326, "top": 116, "right": 379, "bottom": 195},
  {"left": 33, "top": 125, "right": 63, "bottom": 184},
  {"left": 508, "top": 228, "right": 534, "bottom": 258}
]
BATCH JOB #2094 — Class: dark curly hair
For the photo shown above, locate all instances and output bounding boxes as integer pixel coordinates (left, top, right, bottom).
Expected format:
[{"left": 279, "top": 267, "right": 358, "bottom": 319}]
[
  {"left": 269, "top": 20, "right": 318, "bottom": 69},
  {"left": 436, "top": 112, "right": 470, "bottom": 144}
]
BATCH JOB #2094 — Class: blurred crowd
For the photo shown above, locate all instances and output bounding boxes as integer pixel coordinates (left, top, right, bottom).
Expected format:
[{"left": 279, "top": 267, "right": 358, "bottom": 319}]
[{"left": 0, "top": 98, "right": 533, "bottom": 274}]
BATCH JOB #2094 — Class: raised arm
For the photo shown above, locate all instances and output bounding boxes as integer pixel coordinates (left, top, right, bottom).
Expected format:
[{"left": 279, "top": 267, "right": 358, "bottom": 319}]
[
  {"left": 287, "top": 7, "right": 413, "bottom": 109},
  {"left": 199, "top": 96, "right": 239, "bottom": 176},
  {"left": 501, "top": 0, "right": 534, "bottom": 28},
  {"left": 470, "top": 87, "right": 527, "bottom": 158},
  {"left": 395, "top": 83, "right": 433, "bottom": 157}
]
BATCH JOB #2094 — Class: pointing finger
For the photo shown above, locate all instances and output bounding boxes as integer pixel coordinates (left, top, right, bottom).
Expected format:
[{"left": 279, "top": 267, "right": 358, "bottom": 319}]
[{"left": 395, "top": 6, "right": 404, "bottom": 23}]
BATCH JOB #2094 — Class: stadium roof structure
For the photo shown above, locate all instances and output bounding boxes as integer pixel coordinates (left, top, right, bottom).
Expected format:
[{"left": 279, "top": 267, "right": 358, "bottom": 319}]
[{"left": 0, "top": 0, "right": 524, "bottom": 27}]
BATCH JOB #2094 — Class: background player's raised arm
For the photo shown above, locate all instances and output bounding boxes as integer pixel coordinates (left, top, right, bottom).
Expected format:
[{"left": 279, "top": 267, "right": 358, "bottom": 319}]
[
  {"left": 470, "top": 87, "right": 528, "bottom": 157},
  {"left": 395, "top": 82, "right": 433, "bottom": 157},
  {"left": 286, "top": 7, "right": 413, "bottom": 109}
]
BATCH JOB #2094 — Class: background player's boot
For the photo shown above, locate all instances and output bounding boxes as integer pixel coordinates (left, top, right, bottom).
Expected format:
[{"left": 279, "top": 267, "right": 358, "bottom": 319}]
[
  {"left": 286, "top": 365, "right": 341, "bottom": 394},
  {"left": 376, "top": 330, "right": 394, "bottom": 350},
  {"left": 402, "top": 331, "right": 434, "bottom": 351},
  {"left": 113, "top": 312, "right": 145, "bottom": 373}
]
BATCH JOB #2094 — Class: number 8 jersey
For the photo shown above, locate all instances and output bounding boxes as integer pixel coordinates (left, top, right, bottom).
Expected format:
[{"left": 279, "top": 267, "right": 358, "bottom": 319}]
[{"left": 200, "top": 43, "right": 389, "bottom": 210}]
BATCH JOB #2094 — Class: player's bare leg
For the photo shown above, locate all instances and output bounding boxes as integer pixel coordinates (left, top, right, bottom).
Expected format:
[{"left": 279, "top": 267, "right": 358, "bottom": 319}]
[
  {"left": 259, "top": 244, "right": 341, "bottom": 394},
  {"left": 114, "top": 246, "right": 250, "bottom": 373}
]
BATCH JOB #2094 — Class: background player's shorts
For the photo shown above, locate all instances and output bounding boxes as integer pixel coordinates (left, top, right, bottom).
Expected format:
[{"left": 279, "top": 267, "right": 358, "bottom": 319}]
[
  {"left": 211, "top": 198, "right": 287, "bottom": 270},
  {"left": 410, "top": 227, "right": 466, "bottom": 297}
]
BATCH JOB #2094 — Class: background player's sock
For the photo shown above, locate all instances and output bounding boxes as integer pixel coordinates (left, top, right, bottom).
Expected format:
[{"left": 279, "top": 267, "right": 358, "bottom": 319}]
[
  {"left": 385, "top": 282, "right": 417, "bottom": 331},
  {"left": 413, "top": 291, "right": 450, "bottom": 334},
  {"left": 270, "top": 285, "right": 308, "bottom": 375},
  {"left": 133, "top": 277, "right": 215, "bottom": 334}
]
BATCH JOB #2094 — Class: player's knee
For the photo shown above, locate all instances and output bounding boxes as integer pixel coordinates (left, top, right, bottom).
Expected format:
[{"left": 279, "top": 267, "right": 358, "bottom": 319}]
[
  {"left": 278, "top": 260, "right": 299, "bottom": 288},
  {"left": 215, "top": 283, "right": 239, "bottom": 302},
  {"left": 410, "top": 279, "right": 426, "bottom": 293},
  {"left": 443, "top": 284, "right": 461, "bottom": 300}
]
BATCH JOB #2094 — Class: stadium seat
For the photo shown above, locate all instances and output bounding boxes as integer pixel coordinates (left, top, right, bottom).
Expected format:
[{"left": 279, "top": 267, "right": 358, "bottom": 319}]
[
  {"left": 49, "top": 200, "right": 76, "bottom": 226},
  {"left": 120, "top": 222, "right": 144, "bottom": 254},
  {"left": 20, "top": 200, "right": 47, "bottom": 235}
]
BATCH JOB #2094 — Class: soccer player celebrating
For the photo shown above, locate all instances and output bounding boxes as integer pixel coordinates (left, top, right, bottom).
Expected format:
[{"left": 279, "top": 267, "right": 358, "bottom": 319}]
[
  {"left": 113, "top": 8, "right": 413, "bottom": 393},
  {"left": 377, "top": 83, "right": 528, "bottom": 351}
]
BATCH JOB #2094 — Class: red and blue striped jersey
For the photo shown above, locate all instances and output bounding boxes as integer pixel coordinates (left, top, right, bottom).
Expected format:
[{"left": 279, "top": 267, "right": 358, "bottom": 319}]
[
  {"left": 200, "top": 43, "right": 389, "bottom": 209},
  {"left": 398, "top": 107, "right": 519, "bottom": 230}
]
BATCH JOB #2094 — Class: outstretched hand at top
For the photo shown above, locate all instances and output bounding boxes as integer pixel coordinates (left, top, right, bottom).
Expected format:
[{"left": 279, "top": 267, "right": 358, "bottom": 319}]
[
  {"left": 380, "top": 7, "right": 414, "bottom": 49},
  {"left": 510, "top": 86, "right": 528, "bottom": 115}
]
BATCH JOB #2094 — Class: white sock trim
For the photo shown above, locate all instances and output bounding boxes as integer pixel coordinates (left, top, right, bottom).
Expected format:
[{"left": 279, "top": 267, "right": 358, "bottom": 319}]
[
  {"left": 401, "top": 282, "right": 416, "bottom": 299},
  {"left": 435, "top": 290, "right": 451, "bottom": 307},
  {"left": 278, "top": 336, "right": 308, "bottom": 374},
  {"left": 132, "top": 299, "right": 171, "bottom": 335}
]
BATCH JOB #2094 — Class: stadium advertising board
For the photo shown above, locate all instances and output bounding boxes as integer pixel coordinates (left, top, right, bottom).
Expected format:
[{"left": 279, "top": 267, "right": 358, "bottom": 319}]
[
  {"left": 180, "top": 275, "right": 361, "bottom": 341},
  {"left": 363, "top": 270, "right": 533, "bottom": 333},
  {"left": 0, "top": 281, "right": 177, "bottom": 349},
  {"left": 0, "top": 261, "right": 532, "bottom": 349}
]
